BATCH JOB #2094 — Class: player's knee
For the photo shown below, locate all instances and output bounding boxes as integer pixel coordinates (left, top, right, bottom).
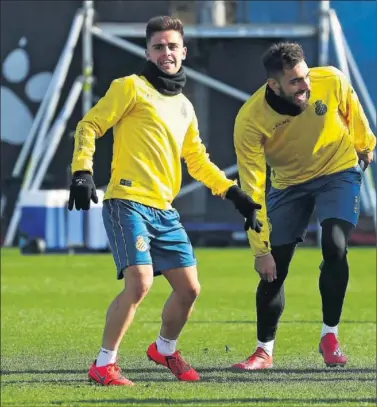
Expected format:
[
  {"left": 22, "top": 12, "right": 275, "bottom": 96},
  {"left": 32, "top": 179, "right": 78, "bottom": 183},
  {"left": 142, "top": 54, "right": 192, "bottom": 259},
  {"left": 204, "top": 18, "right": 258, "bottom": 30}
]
[
  {"left": 259, "top": 278, "right": 284, "bottom": 296},
  {"left": 322, "top": 231, "right": 346, "bottom": 262},
  {"left": 124, "top": 265, "right": 153, "bottom": 303},
  {"left": 321, "top": 219, "right": 353, "bottom": 262},
  {"left": 178, "top": 282, "right": 201, "bottom": 305},
  {"left": 271, "top": 243, "right": 296, "bottom": 282},
  {"left": 132, "top": 281, "right": 153, "bottom": 303}
]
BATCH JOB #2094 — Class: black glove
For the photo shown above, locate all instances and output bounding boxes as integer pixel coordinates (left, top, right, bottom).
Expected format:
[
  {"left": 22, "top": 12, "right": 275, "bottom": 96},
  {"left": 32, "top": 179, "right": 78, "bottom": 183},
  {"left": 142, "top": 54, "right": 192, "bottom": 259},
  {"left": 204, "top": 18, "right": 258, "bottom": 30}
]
[
  {"left": 226, "top": 185, "right": 263, "bottom": 233},
  {"left": 68, "top": 171, "right": 98, "bottom": 211}
]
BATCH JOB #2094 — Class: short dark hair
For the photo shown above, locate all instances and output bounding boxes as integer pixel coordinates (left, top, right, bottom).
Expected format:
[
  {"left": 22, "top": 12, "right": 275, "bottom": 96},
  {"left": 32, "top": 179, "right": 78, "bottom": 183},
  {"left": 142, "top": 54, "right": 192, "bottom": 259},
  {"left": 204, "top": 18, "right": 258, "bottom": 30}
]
[
  {"left": 146, "top": 16, "right": 184, "bottom": 44},
  {"left": 262, "top": 42, "right": 305, "bottom": 78}
]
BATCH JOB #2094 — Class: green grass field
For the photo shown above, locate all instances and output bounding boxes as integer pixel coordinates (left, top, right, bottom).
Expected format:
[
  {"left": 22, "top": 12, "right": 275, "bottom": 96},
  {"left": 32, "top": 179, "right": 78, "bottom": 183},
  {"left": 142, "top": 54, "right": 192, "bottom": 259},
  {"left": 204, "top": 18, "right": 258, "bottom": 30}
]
[{"left": 1, "top": 247, "right": 376, "bottom": 407}]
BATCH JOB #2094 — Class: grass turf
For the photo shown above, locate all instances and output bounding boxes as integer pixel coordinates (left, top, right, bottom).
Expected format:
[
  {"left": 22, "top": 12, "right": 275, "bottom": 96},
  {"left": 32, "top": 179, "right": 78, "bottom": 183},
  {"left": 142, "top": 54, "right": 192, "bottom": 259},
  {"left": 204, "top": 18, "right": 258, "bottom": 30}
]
[{"left": 1, "top": 247, "right": 376, "bottom": 406}]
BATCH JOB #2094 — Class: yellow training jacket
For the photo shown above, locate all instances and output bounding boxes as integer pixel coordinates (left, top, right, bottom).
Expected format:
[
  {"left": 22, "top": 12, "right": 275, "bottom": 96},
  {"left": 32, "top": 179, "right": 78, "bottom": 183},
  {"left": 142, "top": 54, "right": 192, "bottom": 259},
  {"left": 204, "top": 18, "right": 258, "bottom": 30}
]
[
  {"left": 234, "top": 66, "right": 376, "bottom": 256},
  {"left": 71, "top": 74, "right": 235, "bottom": 209}
]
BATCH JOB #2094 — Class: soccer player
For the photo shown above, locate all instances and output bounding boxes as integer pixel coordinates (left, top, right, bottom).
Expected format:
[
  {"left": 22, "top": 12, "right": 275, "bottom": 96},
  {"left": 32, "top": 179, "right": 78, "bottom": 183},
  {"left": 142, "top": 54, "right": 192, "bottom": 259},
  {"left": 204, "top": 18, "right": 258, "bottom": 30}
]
[
  {"left": 231, "top": 42, "right": 375, "bottom": 370},
  {"left": 68, "top": 16, "right": 262, "bottom": 386}
]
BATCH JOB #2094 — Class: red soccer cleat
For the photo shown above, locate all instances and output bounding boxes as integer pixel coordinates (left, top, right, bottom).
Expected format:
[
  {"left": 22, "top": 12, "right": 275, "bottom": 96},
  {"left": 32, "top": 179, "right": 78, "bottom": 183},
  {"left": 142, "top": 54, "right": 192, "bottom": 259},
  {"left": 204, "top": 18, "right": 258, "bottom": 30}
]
[
  {"left": 319, "top": 333, "right": 348, "bottom": 367},
  {"left": 88, "top": 360, "right": 135, "bottom": 386},
  {"left": 146, "top": 342, "right": 200, "bottom": 381},
  {"left": 231, "top": 347, "right": 273, "bottom": 371}
]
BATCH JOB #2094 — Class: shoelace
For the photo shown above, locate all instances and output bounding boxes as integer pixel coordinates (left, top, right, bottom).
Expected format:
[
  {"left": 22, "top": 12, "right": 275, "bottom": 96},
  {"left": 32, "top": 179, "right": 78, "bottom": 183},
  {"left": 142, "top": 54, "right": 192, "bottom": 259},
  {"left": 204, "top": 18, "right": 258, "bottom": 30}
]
[
  {"left": 166, "top": 352, "right": 191, "bottom": 375},
  {"left": 107, "top": 363, "right": 123, "bottom": 379},
  {"left": 249, "top": 348, "right": 270, "bottom": 361}
]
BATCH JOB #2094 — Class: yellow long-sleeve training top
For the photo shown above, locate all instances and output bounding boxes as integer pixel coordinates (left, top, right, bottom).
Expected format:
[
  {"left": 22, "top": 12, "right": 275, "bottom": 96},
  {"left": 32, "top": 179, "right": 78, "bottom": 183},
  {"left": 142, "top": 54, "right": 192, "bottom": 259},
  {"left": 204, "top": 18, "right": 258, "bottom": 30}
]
[
  {"left": 71, "top": 74, "right": 235, "bottom": 209},
  {"left": 234, "top": 66, "right": 376, "bottom": 256}
]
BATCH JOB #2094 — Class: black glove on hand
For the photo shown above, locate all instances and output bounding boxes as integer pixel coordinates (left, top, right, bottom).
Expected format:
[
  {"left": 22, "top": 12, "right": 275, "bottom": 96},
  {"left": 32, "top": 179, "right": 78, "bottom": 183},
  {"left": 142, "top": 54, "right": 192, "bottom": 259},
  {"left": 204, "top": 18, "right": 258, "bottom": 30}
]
[
  {"left": 226, "top": 185, "right": 263, "bottom": 233},
  {"left": 68, "top": 171, "right": 98, "bottom": 211}
]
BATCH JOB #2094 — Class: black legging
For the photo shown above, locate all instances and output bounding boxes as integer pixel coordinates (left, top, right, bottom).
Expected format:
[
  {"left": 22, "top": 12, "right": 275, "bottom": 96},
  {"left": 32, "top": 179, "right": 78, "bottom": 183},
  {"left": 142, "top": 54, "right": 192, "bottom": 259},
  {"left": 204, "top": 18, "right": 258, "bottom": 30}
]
[{"left": 256, "top": 218, "right": 353, "bottom": 342}]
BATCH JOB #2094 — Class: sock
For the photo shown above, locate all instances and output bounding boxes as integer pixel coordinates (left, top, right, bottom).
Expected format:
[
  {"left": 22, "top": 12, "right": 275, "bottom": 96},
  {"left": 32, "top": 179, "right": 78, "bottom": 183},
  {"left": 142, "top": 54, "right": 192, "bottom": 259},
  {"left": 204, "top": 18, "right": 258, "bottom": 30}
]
[
  {"left": 96, "top": 347, "right": 118, "bottom": 367},
  {"left": 156, "top": 335, "right": 177, "bottom": 356},
  {"left": 257, "top": 340, "right": 274, "bottom": 357},
  {"left": 321, "top": 323, "right": 338, "bottom": 338}
]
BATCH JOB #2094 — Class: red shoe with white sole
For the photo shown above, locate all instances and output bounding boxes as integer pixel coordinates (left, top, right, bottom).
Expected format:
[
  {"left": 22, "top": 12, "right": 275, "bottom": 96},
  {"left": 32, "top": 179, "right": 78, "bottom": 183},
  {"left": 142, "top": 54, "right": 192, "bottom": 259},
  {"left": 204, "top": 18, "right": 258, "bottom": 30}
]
[
  {"left": 88, "top": 360, "right": 134, "bottom": 386},
  {"left": 147, "top": 342, "right": 200, "bottom": 381},
  {"left": 231, "top": 347, "right": 273, "bottom": 371},
  {"left": 319, "top": 333, "right": 347, "bottom": 367}
]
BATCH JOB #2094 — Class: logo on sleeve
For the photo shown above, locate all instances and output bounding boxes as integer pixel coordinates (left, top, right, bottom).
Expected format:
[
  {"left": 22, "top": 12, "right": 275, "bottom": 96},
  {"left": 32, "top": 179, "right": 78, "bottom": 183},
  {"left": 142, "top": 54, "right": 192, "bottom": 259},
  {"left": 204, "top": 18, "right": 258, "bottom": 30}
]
[{"left": 120, "top": 179, "right": 132, "bottom": 187}]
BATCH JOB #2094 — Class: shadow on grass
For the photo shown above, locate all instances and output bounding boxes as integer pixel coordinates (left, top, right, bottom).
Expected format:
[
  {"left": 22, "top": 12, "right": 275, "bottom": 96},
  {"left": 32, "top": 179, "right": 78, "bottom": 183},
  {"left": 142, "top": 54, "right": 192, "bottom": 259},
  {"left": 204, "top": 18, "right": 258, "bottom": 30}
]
[
  {"left": 2, "top": 366, "right": 376, "bottom": 386},
  {"left": 227, "top": 367, "right": 377, "bottom": 374},
  {"left": 3, "top": 378, "right": 87, "bottom": 385},
  {"left": 1, "top": 367, "right": 376, "bottom": 375},
  {"left": 2, "top": 375, "right": 376, "bottom": 385},
  {"left": 140, "top": 320, "right": 376, "bottom": 325},
  {"left": 3, "top": 397, "right": 377, "bottom": 406},
  {"left": 55, "top": 397, "right": 377, "bottom": 405}
]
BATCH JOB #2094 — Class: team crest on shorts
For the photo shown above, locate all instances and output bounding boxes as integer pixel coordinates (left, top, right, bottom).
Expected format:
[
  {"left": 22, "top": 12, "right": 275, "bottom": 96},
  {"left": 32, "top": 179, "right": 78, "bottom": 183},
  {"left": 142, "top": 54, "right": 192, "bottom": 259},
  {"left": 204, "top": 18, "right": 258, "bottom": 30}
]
[
  {"left": 314, "top": 100, "right": 327, "bottom": 116},
  {"left": 135, "top": 236, "right": 148, "bottom": 252}
]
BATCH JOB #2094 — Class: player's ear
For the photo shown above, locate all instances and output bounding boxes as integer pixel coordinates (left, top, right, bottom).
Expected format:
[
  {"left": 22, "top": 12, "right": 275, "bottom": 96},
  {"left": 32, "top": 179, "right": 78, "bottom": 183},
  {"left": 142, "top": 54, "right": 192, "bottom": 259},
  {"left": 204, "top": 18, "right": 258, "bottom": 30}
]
[
  {"left": 267, "top": 78, "right": 279, "bottom": 93},
  {"left": 145, "top": 49, "right": 150, "bottom": 60},
  {"left": 182, "top": 46, "right": 187, "bottom": 61}
]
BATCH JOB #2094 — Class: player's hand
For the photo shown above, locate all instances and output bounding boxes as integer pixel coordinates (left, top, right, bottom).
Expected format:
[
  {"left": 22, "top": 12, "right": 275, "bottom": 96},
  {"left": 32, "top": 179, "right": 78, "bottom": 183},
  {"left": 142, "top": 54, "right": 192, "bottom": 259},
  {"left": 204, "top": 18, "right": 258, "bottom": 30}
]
[
  {"left": 358, "top": 151, "right": 374, "bottom": 171},
  {"left": 254, "top": 253, "right": 277, "bottom": 283},
  {"left": 68, "top": 171, "right": 98, "bottom": 211},
  {"left": 226, "top": 185, "right": 263, "bottom": 233}
]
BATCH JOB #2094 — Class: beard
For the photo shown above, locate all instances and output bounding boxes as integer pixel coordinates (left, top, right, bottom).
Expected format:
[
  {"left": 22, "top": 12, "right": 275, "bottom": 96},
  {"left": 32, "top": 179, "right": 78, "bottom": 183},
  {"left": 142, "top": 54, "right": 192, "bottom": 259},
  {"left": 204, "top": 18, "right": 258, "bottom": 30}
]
[{"left": 280, "top": 89, "right": 311, "bottom": 111}]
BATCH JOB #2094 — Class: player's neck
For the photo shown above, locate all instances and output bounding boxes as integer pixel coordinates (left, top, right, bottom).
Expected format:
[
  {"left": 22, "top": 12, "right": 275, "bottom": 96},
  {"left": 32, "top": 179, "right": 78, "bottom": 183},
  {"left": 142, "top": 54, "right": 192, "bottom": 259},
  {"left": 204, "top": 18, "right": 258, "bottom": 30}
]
[
  {"left": 265, "top": 85, "right": 302, "bottom": 116},
  {"left": 139, "top": 61, "right": 186, "bottom": 96}
]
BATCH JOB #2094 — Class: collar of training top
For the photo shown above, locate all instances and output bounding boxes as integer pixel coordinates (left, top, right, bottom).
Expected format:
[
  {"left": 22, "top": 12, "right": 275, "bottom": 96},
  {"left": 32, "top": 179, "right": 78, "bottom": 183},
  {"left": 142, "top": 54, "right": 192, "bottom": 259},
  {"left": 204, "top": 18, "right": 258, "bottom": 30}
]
[
  {"left": 139, "top": 61, "right": 186, "bottom": 96},
  {"left": 265, "top": 85, "right": 303, "bottom": 117}
]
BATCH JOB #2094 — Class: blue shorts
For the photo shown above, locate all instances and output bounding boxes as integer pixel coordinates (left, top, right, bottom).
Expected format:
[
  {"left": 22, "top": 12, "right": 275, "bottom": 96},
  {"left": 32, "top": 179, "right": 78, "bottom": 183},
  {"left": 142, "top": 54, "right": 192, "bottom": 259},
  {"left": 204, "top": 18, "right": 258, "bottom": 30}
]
[
  {"left": 267, "top": 166, "right": 362, "bottom": 246},
  {"left": 102, "top": 199, "right": 196, "bottom": 279}
]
